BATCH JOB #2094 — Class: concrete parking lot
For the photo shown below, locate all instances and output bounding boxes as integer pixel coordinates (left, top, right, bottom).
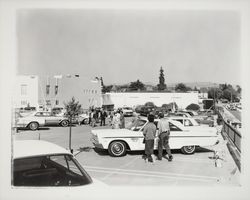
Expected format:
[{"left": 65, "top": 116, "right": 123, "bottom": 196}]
[{"left": 13, "top": 122, "right": 240, "bottom": 186}]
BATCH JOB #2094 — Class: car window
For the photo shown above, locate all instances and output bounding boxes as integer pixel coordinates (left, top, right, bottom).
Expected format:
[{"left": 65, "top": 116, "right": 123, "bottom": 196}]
[
  {"left": 174, "top": 119, "right": 183, "bottom": 125},
  {"left": 169, "top": 122, "right": 182, "bottom": 131},
  {"left": 13, "top": 155, "right": 92, "bottom": 187},
  {"left": 43, "top": 112, "right": 51, "bottom": 117},
  {"left": 128, "top": 119, "right": 146, "bottom": 131},
  {"left": 50, "top": 155, "right": 68, "bottom": 169},
  {"left": 184, "top": 119, "right": 192, "bottom": 126},
  {"left": 65, "top": 155, "right": 83, "bottom": 176},
  {"left": 35, "top": 112, "right": 46, "bottom": 117}
]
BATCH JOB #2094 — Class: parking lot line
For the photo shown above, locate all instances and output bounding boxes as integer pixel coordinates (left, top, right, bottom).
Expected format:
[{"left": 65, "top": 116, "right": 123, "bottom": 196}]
[
  {"left": 85, "top": 167, "right": 218, "bottom": 183},
  {"left": 84, "top": 165, "right": 219, "bottom": 182},
  {"left": 100, "top": 156, "right": 140, "bottom": 180}
]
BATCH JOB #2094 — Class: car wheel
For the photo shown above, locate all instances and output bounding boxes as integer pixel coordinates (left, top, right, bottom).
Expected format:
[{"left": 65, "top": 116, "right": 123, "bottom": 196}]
[
  {"left": 82, "top": 118, "right": 89, "bottom": 125},
  {"left": 61, "top": 120, "right": 69, "bottom": 127},
  {"left": 108, "top": 141, "right": 127, "bottom": 157},
  {"left": 29, "top": 122, "right": 39, "bottom": 131},
  {"left": 181, "top": 145, "right": 196, "bottom": 154}
]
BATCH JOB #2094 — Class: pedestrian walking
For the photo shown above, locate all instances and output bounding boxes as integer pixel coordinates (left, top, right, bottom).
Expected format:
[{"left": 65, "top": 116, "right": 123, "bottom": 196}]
[
  {"left": 157, "top": 112, "right": 173, "bottom": 161},
  {"left": 119, "top": 111, "right": 125, "bottom": 128},
  {"left": 143, "top": 114, "right": 157, "bottom": 163},
  {"left": 100, "top": 109, "right": 107, "bottom": 126}
]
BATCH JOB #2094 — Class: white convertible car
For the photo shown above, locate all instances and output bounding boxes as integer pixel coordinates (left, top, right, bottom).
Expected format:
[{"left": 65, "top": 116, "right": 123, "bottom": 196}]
[{"left": 91, "top": 118, "right": 219, "bottom": 157}]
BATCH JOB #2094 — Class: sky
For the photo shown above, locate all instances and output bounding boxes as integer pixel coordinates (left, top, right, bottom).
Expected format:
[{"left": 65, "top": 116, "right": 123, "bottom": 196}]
[{"left": 17, "top": 9, "right": 241, "bottom": 86}]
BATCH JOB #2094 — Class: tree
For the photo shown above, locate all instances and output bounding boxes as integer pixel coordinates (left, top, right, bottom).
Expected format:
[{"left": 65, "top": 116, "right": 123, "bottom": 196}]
[
  {"left": 193, "top": 86, "right": 200, "bottom": 92},
  {"left": 218, "top": 83, "right": 238, "bottom": 102},
  {"left": 102, "top": 85, "right": 113, "bottom": 93},
  {"left": 64, "top": 97, "right": 82, "bottom": 153},
  {"left": 236, "top": 85, "right": 241, "bottom": 94},
  {"left": 222, "top": 88, "right": 237, "bottom": 102},
  {"left": 129, "top": 79, "right": 145, "bottom": 91},
  {"left": 157, "top": 67, "right": 167, "bottom": 91},
  {"left": 175, "top": 83, "right": 189, "bottom": 92}
]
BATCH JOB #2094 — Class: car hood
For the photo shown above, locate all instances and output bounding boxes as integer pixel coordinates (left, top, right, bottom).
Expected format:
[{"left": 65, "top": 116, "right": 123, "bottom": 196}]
[{"left": 92, "top": 128, "right": 140, "bottom": 137}]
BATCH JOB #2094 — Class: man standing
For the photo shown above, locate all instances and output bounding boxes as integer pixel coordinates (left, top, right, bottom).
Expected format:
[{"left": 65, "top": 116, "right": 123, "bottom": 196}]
[
  {"left": 119, "top": 111, "right": 125, "bottom": 128},
  {"left": 157, "top": 112, "right": 173, "bottom": 161},
  {"left": 143, "top": 114, "right": 157, "bottom": 163},
  {"left": 100, "top": 109, "right": 107, "bottom": 126}
]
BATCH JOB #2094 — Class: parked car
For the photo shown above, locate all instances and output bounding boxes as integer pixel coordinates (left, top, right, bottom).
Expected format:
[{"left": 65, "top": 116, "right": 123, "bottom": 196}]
[
  {"left": 121, "top": 107, "right": 134, "bottom": 117},
  {"left": 167, "top": 116, "right": 210, "bottom": 128},
  {"left": 16, "top": 111, "right": 70, "bottom": 131},
  {"left": 138, "top": 106, "right": 156, "bottom": 117},
  {"left": 91, "top": 117, "right": 219, "bottom": 157},
  {"left": 166, "top": 112, "right": 192, "bottom": 118},
  {"left": 78, "top": 113, "right": 90, "bottom": 124},
  {"left": 51, "top": 107, "right": 66, "bottom": 116},
  {"left": 13, "top": 140, "right": 106, "bottom": 187},
  {"left": 182, "top": 110, "right": 199, "bottom": 117}
]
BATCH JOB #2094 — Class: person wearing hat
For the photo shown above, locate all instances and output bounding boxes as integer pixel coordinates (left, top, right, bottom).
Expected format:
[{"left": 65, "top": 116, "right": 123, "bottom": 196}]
[
  {"left": 157, "top": 112, "right": 173, "bottom": 161},
  {"left": 143, "top": 114, "right": 157, "bottom": 163}
]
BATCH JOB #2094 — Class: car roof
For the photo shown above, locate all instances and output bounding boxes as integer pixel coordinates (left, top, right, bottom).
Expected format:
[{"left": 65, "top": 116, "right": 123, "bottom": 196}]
[
  {"left": 13, "top": 140, "right": 71, "bottom": 159},
  {"left": 138, "top": 116, "right": 184, "bottom": 126},
  {"left": 167, "top": 116, "right": 194, "bottom": 120}
]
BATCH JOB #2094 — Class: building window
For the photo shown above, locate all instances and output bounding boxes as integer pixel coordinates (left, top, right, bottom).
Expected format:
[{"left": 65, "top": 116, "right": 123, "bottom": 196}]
[{"left": 21, "top": 84, "right": 27, "bottom": 95}]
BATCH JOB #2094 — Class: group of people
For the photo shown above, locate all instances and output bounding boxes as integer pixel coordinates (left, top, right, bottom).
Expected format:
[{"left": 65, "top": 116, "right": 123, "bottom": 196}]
[
  {"left": 88, "top": 108, "right": 108, "bottom": 127},
  {"left": 88, "top": 108, "right": 125, "bottom": 129},
  {"left": 143, "top": 112, "right": 173, "bottom": 163},
  {"left": 110, "top": 110, "right": 125, "bottom": 129}
]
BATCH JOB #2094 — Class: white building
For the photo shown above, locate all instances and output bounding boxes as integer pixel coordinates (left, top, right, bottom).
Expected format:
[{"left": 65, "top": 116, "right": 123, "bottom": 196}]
[
  {"left": 38, "top": 75, "right": 102, "bottom": 110},
  {"left": 102, "top": 92, "right": 200, "bottom": 110},
  {"left": 12, "top": 75, "right": 39, "bottom": 108},
  {"left": 12, "top": 75, "right": 102, "bottom": 110}
]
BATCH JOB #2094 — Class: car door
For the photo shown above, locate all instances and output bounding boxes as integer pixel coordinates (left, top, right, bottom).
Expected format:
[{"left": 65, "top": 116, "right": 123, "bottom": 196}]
[
  {"left": 45, "top": 112, "right": 61, "bottom": 125},
  {"left": 128, "top": 119, "right": 147, "bottom": 150},
  {"left": 168, "top": 122, "right": 188, "bottom": 149},
  {"left": 34, "top": 112, "right": 47, "bottom": 122}
]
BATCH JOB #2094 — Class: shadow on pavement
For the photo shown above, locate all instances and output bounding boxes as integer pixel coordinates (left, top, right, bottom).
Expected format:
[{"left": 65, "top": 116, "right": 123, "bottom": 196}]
[
  {"left": 195, "top": 147, "right": 214, "bottom": 153},
  {"left": 45, "top": 124, "right": 77, "bottom": 127},
  {"left": 17, "top": 127, "right": 50, "bottom": 132},
  {"left": 77, "top": 147, "right": 214, "bottom": 157},
  {"left": 93, "top": 148, "right": 109, "bottom": 156}
]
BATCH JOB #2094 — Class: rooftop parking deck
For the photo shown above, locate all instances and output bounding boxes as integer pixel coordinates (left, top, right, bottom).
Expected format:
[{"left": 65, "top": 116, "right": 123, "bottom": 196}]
[{"left": 13, "top": 122, "right": 240, "bottom": 186}]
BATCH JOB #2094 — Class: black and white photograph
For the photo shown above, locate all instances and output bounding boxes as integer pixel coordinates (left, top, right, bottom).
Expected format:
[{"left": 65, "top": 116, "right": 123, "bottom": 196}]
[{"left": 0, "top": 0, "right": 250, "bottom": 200}]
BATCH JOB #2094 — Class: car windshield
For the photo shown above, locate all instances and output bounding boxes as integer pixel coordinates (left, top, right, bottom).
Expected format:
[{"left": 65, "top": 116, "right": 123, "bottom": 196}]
[
  {"left": 184, "top": 119, "right": 199, "bottom": 126},
  {"left": 13, "top": 154, "right": 92, "bottom": 187},
  {"left": 123, "top": 107, "right": 132, "bottom": 110},
  {"left": 126, "top": 118, "right": 146, "bottom": 131}
]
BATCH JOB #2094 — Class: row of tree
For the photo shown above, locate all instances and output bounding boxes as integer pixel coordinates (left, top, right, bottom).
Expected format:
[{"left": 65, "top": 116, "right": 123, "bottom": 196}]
[
  {"left": 100, "top": 68, "right": 242, "bottom": 102},
  {"left": 207, "top": 83, "right": 241, "bottom": 102},
  {"left": 101, "top": 67, "right": 168, "bottom": 92}
]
